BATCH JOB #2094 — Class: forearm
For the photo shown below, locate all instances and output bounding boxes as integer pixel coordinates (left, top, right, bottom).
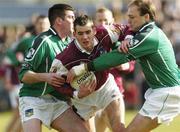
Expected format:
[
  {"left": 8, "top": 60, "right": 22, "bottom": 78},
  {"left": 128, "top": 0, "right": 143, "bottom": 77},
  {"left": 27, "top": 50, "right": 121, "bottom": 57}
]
[
  {"left": 87, "top": 49, "right": 129, "bottom": 72},
  {"left": 21, "top": 70, "right": 49, "bottom": 84}
]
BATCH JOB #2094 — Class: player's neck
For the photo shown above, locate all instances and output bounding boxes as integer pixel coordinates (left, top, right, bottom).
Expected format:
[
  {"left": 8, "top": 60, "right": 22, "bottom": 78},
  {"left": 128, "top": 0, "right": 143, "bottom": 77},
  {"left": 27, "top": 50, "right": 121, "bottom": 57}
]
[{"left": 53, "top": 25, "right": 71, "bottom": 40}]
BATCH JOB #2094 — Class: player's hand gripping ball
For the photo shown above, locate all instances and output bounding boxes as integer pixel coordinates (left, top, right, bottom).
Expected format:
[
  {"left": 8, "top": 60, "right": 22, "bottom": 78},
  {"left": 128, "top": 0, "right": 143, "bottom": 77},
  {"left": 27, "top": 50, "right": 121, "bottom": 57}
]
[{"left": 70, "top": 71, "right": 96, "bottom": 90}]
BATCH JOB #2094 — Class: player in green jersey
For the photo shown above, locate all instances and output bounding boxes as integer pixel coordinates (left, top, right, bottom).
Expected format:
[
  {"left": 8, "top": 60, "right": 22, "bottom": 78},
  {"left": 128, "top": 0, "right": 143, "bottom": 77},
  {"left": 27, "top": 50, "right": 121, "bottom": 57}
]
[
  {"left": 67, "top": 0, "right": 180, "bottom": 132},
  {"left": 18, "top": 4, "right": 89, "bottom": 132}
]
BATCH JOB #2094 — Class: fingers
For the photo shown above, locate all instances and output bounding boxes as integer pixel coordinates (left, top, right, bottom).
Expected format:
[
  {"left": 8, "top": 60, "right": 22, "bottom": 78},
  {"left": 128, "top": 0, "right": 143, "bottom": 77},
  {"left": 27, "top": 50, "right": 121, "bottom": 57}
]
[
  {"left": 50, "top": 73, "right": 66, "bottom": 87},
  {"left": 119, "top": 40, "right": 130, "bottom": 53},
  {"left": 66, "top": 69, "right": 75, "bottom": 83},
  {"left": 87, "top": 80, "right": 96, "bottom": 93},
  {"left": 81, "top": 79, "right": 97, "bottom": 93}
]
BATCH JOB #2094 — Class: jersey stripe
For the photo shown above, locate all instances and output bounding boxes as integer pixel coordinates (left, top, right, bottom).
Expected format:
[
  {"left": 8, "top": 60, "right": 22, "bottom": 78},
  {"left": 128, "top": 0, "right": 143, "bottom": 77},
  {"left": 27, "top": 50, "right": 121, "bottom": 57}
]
[
  {"left": 139, "top": 22, "right": 154, "bottom": 32},
  {"left": 41, "top": 57, "right": 49, "bottom": 95},
  {"left": 146, "top": 59, "right": 165, "bottom": 86},
  {"left": 129, "top": 28, "right": 155, "bottom": 50},
  {"left": 158, "top": 50, "right": 171, "bottom": 71},
  {"left": 25, "top": 35, "right": 53, "bottom": 61},
  {"left": 65, "top": 59, "right": 91, "bottom": 67}
]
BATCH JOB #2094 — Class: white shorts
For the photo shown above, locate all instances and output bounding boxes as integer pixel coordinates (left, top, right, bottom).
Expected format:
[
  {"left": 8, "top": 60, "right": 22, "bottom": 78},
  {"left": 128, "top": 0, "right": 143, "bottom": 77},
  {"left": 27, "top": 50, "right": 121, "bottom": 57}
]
[
  {"left": 71, "top": 74, "right": 122, "bottom": 121},
  {"left": 19, "top": 94, "right": 70, "bottom": 129},
  {"left": 139, "top": 86, "right": 180, "bottom": 124}
]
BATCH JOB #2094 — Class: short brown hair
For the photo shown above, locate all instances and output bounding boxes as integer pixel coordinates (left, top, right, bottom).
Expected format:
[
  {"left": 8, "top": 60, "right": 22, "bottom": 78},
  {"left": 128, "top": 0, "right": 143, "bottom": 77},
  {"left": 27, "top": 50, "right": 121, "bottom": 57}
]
[
  {"left": 48, "top": 4, "right": 74, "bottom": 25},
  {"left": 74, "top": 15, "right": 94, "bottom": 31},
  {"left": 128, "top": 0, "right": 156, "bottom": 21},
  {"left": 96, "top": 7, "right": 112, "bottom": 14}
]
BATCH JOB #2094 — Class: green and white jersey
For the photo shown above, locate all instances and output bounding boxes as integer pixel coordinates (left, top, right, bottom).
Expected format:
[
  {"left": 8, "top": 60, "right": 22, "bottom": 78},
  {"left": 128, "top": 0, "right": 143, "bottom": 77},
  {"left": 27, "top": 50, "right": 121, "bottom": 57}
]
[
  {"left": 6, "top": 35, "right": 35, "bottom": 66},
  {"left": 89, "top": 22, "right": 180, "bottom": 89},
  {"left": 19, "top": 27, "right": 71, "bottom": 99}
]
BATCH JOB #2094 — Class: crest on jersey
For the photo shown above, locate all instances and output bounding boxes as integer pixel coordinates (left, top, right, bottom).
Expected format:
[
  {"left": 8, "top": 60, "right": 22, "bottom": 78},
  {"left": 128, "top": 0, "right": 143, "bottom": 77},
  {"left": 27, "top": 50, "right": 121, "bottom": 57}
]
[
  {"left": 99, "top": 46, "right": 107, "bottom": 55},
  {"left": 129, "top": 39, "right": 139, "bottom": 48},
  {"left": 50, "top": 66, "right": 57, "bottom": 73},
  {"left": 22, "top": 62, "right": 31, "bottom": 68},
  {"left": 26, "top": 48, "right": 35, "bottom": 59}
]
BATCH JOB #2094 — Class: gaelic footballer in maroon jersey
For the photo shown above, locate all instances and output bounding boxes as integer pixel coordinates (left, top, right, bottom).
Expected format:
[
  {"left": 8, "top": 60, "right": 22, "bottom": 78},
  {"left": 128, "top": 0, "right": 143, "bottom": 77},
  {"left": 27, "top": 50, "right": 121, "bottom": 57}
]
[
  {"left": 50, "top": 15, "right": 131, "bottom": 131},
  {"left": 50, "top": 16, "right": 132, "bottom": 97}
]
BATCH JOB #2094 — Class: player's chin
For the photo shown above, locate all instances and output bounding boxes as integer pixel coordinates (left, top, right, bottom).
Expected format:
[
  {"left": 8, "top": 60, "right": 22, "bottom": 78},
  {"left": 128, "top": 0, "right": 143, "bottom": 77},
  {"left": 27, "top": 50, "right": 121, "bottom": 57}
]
[{"left": 85, "top": 45, "right": 93, "bottom": 51}]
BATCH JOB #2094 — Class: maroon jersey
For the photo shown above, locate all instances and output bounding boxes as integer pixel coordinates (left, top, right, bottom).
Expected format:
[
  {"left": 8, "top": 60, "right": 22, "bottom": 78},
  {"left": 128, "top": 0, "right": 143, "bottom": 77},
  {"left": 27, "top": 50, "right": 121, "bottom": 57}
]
[{"left": 50, "top": 25, "right": 132, "bottom": 97}]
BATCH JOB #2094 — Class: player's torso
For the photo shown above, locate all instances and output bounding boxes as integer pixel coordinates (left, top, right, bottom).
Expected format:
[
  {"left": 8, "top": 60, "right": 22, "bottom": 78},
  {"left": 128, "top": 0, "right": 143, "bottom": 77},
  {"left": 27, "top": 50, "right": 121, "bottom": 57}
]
[
  {"left": 58, "top": 31, "right": 113, "bottom": 90},
  {"left": 138, "top": 27, "right": 180, "bottom": 88},
  {"left": 20, "top": 29, "right": 71, "bottom": 97}
]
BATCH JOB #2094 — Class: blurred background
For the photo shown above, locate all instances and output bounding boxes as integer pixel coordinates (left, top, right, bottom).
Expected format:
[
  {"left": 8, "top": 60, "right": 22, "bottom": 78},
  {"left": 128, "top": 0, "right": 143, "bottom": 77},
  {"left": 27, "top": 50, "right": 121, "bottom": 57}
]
[{"left": 0, "top": 0, "right": 180, "bottom": 131}]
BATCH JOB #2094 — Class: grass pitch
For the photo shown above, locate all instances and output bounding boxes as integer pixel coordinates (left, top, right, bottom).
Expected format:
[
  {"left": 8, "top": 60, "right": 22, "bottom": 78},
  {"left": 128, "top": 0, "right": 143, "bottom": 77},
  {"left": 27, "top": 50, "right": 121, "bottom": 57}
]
[{"left": 0, "top": 110, "right": 180, "bottom": 132}]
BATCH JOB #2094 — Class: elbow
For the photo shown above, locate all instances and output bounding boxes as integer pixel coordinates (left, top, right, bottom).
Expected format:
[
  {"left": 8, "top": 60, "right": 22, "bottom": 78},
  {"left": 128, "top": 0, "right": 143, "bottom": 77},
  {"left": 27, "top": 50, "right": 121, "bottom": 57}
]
[
  {"left": 21, "top": 74, "right": 28, "bottom": 83},
  {"left": 21, "top": 71, "right": 33, "bottom": 84}
]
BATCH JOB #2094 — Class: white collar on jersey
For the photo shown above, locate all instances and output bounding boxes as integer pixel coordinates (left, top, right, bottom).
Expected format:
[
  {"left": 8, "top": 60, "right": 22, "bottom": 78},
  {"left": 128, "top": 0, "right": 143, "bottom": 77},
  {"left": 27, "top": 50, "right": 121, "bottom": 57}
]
[
  {"left": 74, "top": 37, "right": 98, "bottom": 54},
  {"left": 139, "top": 21, "right": 155, "bottom": 32}
]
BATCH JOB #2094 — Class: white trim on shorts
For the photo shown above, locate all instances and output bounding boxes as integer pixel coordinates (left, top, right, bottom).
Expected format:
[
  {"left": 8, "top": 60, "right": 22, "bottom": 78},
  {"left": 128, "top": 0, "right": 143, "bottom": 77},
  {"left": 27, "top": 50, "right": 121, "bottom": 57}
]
[{"left": 139, "top": 86, "right": 180, "bottom": 125}]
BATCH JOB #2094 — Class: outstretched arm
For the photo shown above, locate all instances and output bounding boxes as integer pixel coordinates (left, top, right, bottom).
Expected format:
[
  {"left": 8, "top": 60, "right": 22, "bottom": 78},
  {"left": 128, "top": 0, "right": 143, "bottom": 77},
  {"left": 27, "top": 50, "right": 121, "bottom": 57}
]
[{"left": 67, "top": 49, "right": 131, "bottom": 83}]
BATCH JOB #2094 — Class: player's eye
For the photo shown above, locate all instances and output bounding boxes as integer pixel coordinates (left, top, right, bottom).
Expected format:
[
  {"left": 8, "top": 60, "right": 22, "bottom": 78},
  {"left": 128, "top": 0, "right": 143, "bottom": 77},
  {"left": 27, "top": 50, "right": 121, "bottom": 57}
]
[
  {"left": 78, "top": 32, "right": 83, "bottom": 35},
  {"left": 85, "top": 30, "right": 91, "bottom": 34}
]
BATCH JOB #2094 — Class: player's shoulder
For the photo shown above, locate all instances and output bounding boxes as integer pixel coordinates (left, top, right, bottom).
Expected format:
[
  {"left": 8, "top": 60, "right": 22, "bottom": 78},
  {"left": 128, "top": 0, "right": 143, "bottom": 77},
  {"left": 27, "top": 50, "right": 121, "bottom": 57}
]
[
  {"left": 56, "top": 40, "right": 77, "bottom": 61},
  {"left": 95, "top": 26, "right": 109, "bottom": 41},
  {"left": 30, "top": 30, "right": 52, "bottom": 49},
  {"left": 96, "top": 26, "right": 108, "bottom": 35}
]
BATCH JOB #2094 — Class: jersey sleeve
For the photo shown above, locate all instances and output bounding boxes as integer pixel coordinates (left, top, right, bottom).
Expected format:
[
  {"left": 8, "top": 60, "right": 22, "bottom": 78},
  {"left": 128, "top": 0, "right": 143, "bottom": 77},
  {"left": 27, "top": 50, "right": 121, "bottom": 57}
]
[
  {"left": 19, "top": 38, "right": 46, "bottom": 81},
  {"left": 50, "top": 58, "right": 74, "bottom": 97},
  {"left": 103, "top": 24, "right": 122, "bottom": 43},
  {"left": 87, "top": 25, "right": 158, "bottom": 72},
  {"left": 118, "top": 24, "right": 133, "bottom": 41},
  {"left": 87, "top": 49, "right": 132, "bottom": 71},
  {"left": 50, "top": 58, "right": 68, "bottom": 75}
]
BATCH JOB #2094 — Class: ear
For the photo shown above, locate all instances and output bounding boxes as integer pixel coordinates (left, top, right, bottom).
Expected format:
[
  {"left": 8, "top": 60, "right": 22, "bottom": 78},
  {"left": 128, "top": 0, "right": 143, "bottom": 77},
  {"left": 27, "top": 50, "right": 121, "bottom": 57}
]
[
  {"left": 144, "top": 13, "right": 150, "bottom": 22},
  {"left": 55, "top": 17, "right": 63, "bottom": 25},
  {"left": 92, "top": 26, "right": 97, "bottom": 35}
]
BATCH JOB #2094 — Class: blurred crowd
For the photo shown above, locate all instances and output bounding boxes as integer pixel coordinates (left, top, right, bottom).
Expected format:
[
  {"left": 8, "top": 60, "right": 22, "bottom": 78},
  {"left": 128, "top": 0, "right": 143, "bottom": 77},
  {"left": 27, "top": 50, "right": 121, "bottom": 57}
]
[{"left": 0, "top": 0, "right": 179, "bottom": 111}]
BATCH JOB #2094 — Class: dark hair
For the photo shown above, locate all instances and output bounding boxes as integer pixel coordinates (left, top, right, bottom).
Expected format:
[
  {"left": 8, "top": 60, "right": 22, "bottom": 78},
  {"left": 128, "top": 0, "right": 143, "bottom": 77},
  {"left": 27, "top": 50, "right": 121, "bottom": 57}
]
[
  {"left": 48, "top": 4, "right": 74, "bottom": 25},
  {"left": 73, "top": 15, "right": 93, "bottom": 31},
  {"left": 128, "top": 0, "right": 156, "bottom": 21}
]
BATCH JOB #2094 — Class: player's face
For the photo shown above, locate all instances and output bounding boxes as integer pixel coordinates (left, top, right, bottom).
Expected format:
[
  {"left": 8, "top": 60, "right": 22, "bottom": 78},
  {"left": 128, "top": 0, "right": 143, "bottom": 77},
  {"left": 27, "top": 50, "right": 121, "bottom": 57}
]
[
  {"left": 62, "top": 10, "right": 75, "bottom": 34},
  {"left": 74, "top": 23, "right": 96, "bottom": 52},
  {"left": 127, "top": 5, "right": 147, "bottom": 31},
  {"left": 95, "top": 12, "right": 114, "bottom": 26},
  {"left": 35, "top": 18, "right": 50, "bottom": 34}
]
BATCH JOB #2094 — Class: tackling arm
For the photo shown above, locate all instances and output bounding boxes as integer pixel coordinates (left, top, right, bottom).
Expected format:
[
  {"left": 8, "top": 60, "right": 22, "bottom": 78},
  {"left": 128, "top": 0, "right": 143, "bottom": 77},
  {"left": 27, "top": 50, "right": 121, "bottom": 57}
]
[{"left": 87, "top": 49, "right": 130, "bottom": 71}]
